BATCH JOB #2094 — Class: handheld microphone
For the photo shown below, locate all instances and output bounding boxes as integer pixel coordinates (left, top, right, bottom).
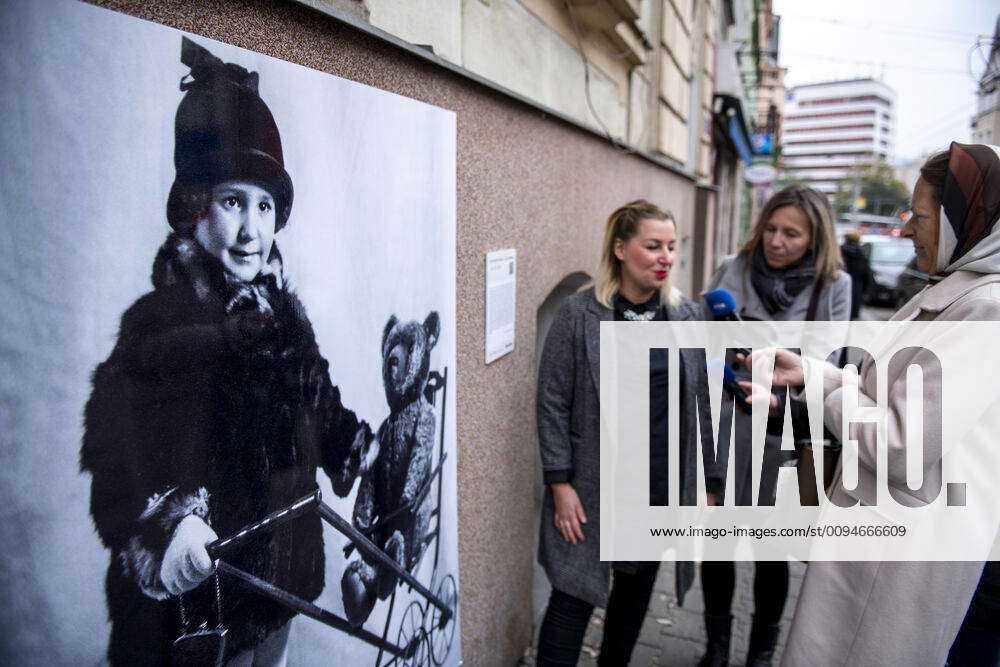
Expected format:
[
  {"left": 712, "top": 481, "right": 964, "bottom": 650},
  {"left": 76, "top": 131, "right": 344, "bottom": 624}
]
[
  {"left": 704, "top": 288, "right": 742, "bottom": 321},
  {"left": 722, "top": 364, "right": 752, "bottom": 415},
  {"left": 706, "top": 360, "right": 752, "bottom": 415},
  {"left": 703, "top": 288, "right": 751, "bottom": 361}
]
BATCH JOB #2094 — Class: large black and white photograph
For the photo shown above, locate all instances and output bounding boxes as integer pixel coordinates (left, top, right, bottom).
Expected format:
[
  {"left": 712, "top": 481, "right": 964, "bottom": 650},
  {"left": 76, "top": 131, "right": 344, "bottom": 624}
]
[{"left": 0, "top": 1, "right": 458, "bottom": 665}]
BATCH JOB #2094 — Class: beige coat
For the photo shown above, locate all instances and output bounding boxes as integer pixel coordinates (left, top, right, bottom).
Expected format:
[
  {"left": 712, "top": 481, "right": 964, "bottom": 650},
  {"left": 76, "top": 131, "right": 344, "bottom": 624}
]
[{"left": 781, "top": 270, "right": 1000, "bottom": 667}]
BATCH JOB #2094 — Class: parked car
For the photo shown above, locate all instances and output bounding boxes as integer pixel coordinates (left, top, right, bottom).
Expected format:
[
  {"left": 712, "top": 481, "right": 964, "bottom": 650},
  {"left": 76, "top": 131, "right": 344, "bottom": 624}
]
[
  {"left": 862, "top": 236, "right": 914, "bottom": 305},
  {"left": 894, "top": 257, "right": 930, "bottom": 309},
  {"left": 840, "top": 213, "right": 904, "bottom": 237},
  {"left": 835, "top": 222, "right": 856, "bottom": 245}
]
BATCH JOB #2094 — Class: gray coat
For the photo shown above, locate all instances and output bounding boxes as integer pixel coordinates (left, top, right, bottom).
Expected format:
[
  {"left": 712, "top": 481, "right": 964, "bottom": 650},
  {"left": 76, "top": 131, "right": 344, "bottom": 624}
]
[
  {"left": 536, "top": 288, "right": 712, "bottom": 608},
  {"left": 707, "top": 253, "right": 852, "bottom": 322}
]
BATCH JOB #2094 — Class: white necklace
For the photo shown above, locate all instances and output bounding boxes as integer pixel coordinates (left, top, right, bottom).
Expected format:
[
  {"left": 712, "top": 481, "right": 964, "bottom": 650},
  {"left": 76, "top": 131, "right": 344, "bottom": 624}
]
[{"left": 621, "top": 309, "right": 657, "bottom": 321}]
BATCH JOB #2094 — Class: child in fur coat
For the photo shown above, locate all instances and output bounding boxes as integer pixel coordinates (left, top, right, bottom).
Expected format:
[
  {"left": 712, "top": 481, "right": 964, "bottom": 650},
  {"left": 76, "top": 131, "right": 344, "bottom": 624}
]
[{"left": 80, "top": 38, "right": 375, "bottom": 665}]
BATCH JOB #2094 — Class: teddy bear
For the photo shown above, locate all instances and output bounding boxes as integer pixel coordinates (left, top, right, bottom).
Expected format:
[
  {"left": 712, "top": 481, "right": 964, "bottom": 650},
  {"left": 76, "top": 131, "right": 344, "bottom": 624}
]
[{"left": 341, "top": 311, "right": 440, "bottom": 626}]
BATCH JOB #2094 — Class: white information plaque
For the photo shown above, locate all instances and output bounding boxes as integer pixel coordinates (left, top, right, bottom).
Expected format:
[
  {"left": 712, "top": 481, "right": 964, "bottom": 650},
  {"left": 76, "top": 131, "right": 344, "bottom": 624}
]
[{"left": 485, "top": 248, "right": 516, "bottom": 364}]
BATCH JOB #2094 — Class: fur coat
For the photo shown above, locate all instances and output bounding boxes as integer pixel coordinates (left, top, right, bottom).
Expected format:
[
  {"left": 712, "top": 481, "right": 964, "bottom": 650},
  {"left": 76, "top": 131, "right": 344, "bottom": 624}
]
[{"left": 80, "top": 233, "right": 369, "bottom": 664}]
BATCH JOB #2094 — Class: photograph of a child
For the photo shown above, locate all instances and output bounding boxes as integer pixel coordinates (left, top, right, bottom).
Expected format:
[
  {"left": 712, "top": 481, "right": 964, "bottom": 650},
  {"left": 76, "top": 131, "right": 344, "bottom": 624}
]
[{"left": 0, "top": 3, "right": 458, "bottom": 666}]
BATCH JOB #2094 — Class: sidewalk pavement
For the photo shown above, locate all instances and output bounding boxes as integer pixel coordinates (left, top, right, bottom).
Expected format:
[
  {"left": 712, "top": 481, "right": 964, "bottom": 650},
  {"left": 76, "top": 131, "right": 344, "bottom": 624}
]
[{"left": 520, "top": 560, "right": 806, "bottom": 666}]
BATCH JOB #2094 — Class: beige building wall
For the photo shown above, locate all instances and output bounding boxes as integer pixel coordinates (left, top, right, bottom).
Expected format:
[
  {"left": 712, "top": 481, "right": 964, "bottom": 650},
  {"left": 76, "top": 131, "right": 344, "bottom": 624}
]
[
  {"left": 366, "top": 0, "right": 463, "bottom": 63},
  {"left": 362, "top": 0, "right": 745, "bottom": 285},
  {"left": 367, "top": 0, "right": 646, "bottom": 143},
  {"left": 366, "top": 0, "right": 728, "bottom": 176},
  {"left": 693, "top": 0, "right": 717, "bottom": 180}
]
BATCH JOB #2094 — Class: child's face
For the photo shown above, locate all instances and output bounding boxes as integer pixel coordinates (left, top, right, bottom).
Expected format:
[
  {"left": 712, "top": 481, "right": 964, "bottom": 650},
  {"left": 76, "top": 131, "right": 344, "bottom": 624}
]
[{"left": 194, "top": 180, "right": 277, "bottom": 282}]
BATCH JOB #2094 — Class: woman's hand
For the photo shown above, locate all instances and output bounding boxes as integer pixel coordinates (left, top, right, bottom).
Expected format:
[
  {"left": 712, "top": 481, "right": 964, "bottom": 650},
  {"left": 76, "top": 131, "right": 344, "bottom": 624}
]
[
  {"left": 551, "top": 482, "right": 587, "bottom": 544},
  {"left": 739, "top": 348, "right": 806, "bottom": 387},
  {"left": 736, "top": 380, "right": 780, "bottom": 416},
  {"left": 160, "top": 515, "right": 219, "bottom": 596}
]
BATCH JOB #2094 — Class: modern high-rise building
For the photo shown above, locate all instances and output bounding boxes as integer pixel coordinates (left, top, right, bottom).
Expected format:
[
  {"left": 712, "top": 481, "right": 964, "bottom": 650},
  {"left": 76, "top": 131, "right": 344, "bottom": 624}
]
[
  {"left": 780, "top": 78, "right": 896, "bottom": 196},
  {"left": 971, "top": 16, "right": 1000, "bottom": 145}
]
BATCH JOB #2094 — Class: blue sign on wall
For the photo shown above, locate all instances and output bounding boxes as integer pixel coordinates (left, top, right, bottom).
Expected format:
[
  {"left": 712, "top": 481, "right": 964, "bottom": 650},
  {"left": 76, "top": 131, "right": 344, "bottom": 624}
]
[{"left": 751, "top": 133, "right": 773, "bottom": 155}]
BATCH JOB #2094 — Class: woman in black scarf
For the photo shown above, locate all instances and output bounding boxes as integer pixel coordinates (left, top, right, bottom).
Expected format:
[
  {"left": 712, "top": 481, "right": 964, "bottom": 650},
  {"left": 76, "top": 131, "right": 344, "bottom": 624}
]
[{"left": 697, "top": 185, "right": 850, "bottom": 666}]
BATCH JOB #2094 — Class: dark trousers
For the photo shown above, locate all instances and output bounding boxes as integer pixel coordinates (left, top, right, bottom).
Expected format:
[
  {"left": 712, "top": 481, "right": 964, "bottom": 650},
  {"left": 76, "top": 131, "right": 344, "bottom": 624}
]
[
  {"left": 700, "top": 561, "right": 789, "bottom": 624},
  {"left": 947, "top": 624, "right": 1000, "bottom": 667},
  {"left": 536, "top": 563, "right": 659, "bottom": 666}
]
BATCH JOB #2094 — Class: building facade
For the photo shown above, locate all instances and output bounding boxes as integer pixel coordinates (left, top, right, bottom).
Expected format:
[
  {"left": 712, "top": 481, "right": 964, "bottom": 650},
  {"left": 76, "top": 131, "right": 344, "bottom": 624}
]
[
  {"left": 781, "top": 78, "right": 896, "bottom": 196},
  {"left": 753, "top": 0, "right": 785, "bottom": 151},
  {"left": 362, "top": 0, "right": 760, "bottom": 287}
]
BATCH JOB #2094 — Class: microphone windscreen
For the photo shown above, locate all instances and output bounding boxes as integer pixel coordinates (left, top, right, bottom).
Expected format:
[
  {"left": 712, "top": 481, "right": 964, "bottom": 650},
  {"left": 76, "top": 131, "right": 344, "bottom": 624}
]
[
  {"left": 722, "top": 364, "right": 738, "bottom": 386},
  {"left": 704, "top": 288, "right": 737, "bottom": 317}
]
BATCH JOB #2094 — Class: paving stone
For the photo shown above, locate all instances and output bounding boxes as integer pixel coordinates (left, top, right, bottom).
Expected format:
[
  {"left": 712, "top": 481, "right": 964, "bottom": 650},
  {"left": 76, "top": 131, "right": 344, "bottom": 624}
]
[
  {"left": 679, "top": 591, "right": 703, "bottom": 614},
  {"left": 578, "top": 642, "right": 600, "bottom": 665},
  {"left": 648, "top": 590, "right": 673, "bottom": 617},
  {"left": 656, "top": 635, "right": 704, "bottom": 667},
  {"left": 654, "top": 563, "right": 675, "bottom": 594},
  {"left": 629, "top": 640, "right": 663, "bottom": 666},
  {"left": 660, "top": 607, "right": 704, "bottom": 642},
  {"left": 637, "top": 613, "right": 667, "bottom": 646},
  {"left": 583, "top": 611, "right": 604, "bottom": 647}
]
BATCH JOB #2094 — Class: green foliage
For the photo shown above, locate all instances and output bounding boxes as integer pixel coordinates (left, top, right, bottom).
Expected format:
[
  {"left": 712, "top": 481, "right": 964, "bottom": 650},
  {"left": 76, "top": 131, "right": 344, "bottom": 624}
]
[
  {"left": 832, "top": 160, "right": 910, "bottom": 217},
  {"left": 775, "top": 172, "right": 804, "bottom": 189}
]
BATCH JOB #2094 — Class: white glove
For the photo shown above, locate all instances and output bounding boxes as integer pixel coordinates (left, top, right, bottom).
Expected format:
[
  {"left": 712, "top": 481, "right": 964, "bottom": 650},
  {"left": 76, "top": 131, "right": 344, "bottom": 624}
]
[{"left": 159, "top": 515, "right": 218, "bottom": 596}]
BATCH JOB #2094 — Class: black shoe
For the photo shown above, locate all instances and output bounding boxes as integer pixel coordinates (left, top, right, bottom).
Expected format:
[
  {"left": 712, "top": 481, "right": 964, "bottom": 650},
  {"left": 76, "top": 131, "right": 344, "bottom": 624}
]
[
  {"left": 697, "top": 613, "right": 733, "bottom": 667},
  {"left": 745, "top": 616, "right": 780, "bottom": 667}
]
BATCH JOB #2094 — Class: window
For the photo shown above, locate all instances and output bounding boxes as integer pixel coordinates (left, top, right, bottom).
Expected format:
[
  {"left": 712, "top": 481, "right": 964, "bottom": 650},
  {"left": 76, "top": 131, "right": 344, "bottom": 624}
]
[
  {"left": 785, "top": 123, "right": 875, "bottom": 133},
  {"left": 798, "top": 94, "right": 891, "bottom": 107},
  {"left": 785, "top": 109, "right": 874, "bottom": 121}
]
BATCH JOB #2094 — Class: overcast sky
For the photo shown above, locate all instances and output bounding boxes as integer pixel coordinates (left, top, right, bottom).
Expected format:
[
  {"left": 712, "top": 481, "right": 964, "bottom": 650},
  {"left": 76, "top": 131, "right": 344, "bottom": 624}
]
[{"left": 772, "top": 0, "right": 998, "bottom": 162}]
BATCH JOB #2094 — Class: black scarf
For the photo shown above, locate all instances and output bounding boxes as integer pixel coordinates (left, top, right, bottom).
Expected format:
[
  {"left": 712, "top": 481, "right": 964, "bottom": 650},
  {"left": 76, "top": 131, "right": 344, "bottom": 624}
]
[{"left": 748, "top": 247, "right": 816, "bottom": 314}]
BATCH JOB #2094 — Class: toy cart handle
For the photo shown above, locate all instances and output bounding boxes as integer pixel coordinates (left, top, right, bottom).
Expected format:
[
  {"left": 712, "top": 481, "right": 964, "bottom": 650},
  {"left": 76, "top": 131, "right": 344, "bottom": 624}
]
[
  {"left": 206, "top": 490, "right": 453, "bottom": 624},
  {"left": 206, "top": 491, "right": 320, "bottom": 560},
  {"left": 317, "top": 500, "right": 453, "bottom": 624},
  {"left": 214, "top": 560, "right": 420, "bottom": 659}
]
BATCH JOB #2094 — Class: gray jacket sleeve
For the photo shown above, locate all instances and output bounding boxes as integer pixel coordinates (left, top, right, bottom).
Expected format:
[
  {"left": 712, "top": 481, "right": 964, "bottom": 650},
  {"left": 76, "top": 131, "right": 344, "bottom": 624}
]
[
  {"left": 536, "top": 298, "right": 578, "bottom": 482},
  {"left": 829, "top": 271, "right": 852, "bottom": 321}
]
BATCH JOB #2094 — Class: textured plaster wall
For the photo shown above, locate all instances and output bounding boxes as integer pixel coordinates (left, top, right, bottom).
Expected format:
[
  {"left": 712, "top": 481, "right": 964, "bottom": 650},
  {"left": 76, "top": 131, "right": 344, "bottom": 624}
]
[{"left": 83, "top": 1, "right": 696, "bottom": 663}]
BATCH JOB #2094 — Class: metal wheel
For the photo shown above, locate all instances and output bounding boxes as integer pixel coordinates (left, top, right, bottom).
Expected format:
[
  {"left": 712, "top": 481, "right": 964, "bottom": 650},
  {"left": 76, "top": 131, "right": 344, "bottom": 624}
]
[
  {"left": 396, "top": 600, "right": 429, "bottom": 666},
  {"left": 427, "top": 574, "right": 457, "bottom": 666}
]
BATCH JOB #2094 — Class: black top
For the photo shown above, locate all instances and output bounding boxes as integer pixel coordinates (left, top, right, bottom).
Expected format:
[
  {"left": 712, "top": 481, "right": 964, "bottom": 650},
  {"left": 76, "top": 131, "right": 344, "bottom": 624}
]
[{"left": 610, "top": 295, "right": 672, "bottom": 508}]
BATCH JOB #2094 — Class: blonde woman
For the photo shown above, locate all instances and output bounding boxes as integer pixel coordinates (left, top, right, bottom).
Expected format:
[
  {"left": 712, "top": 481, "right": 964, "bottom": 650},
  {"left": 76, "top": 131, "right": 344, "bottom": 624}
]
[
  {"left": 535, "top": 200, "right": 719, "bottom": 665},
  {"left": 698, "top": 185, "right": 850, "bottom": 667}
]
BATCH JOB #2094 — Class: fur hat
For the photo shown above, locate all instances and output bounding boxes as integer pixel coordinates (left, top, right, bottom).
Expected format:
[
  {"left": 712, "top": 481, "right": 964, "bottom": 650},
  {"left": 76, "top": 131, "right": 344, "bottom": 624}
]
[{"left": 167, "top": 37, "right": 293, "bottom": 231}]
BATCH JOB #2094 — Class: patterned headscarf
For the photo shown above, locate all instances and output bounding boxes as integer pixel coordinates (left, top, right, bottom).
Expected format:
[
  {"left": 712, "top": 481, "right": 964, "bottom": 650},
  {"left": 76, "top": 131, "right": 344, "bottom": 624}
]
[{"left": 936, "top": 142, "right": 1000, "bottom": 274}]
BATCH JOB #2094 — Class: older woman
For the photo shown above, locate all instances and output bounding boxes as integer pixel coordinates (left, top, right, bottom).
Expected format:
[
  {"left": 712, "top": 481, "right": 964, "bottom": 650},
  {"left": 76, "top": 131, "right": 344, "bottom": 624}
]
[
  {"left": 80, "top": 38, "right": 374, "bottom": 665},
  {"left": 754, "top": 143, "right": 1000, "bottom": 666},
  {"left": 699, "top": 185, "right": 850, "bottom": 667},
  {"left": 534, "top": 200, "right": 718, "bottom": 665}
]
